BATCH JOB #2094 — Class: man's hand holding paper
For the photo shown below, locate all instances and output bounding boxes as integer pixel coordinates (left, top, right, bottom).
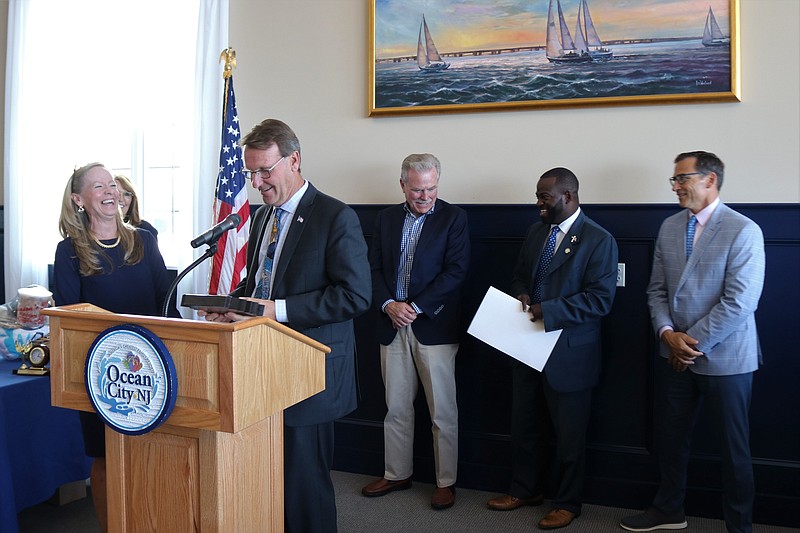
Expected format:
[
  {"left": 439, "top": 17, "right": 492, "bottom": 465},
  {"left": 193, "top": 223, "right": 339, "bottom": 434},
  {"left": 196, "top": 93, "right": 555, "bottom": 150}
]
[{"left": 468, "top": 286, "right": 562, "bottom": 371}]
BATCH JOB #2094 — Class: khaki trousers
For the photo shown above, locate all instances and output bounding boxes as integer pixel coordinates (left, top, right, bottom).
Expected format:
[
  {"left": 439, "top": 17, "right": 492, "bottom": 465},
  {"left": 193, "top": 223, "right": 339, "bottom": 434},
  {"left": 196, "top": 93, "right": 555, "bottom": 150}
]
[{"left": 380, "top": 326, "right": 458, "bottom": 487}]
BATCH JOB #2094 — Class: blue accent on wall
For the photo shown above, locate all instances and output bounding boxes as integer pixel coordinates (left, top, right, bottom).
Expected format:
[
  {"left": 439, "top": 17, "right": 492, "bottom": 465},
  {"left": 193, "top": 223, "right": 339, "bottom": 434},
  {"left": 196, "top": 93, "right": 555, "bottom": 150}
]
[
  {"left": 341, "top": 203, "right": 800, "bottom": 528},
  {"left": 0, "top": 207, "right": 4, "bottom": 300},
  {"left": 2, "top": 203, "right": 797, "bottom": 525}
]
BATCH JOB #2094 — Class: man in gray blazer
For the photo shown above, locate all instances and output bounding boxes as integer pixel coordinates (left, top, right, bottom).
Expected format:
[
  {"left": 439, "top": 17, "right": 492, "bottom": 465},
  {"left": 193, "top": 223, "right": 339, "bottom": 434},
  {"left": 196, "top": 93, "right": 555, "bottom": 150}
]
[
  {"left": 621, "top": 151, "right": 765, "bottom": 533},
  {"left": 202, "top": 119, "right": 371, "bottom": 533}
]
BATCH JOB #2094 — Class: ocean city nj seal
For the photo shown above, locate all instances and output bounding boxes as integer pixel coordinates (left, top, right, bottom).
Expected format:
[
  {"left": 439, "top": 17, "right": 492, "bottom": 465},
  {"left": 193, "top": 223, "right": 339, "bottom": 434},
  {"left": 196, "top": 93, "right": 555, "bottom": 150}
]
[{"left": 85, "top": 324, "right": 177, "bottom": 435}]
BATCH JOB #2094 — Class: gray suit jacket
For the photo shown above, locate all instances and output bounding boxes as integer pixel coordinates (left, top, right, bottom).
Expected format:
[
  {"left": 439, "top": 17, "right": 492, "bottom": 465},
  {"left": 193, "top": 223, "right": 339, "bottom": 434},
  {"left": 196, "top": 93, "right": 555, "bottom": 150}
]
[{"left": 647, "top": 202, "right": 765, "bottom": 376}]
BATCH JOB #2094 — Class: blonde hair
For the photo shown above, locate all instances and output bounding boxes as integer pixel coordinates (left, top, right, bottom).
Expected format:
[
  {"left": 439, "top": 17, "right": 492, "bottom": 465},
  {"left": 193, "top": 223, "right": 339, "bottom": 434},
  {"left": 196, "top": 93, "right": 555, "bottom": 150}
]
[
  {"left": 58, "top": 163, "right": 143, "bottom": 276},
  {"left": 114, "top": 174, "right": 142, "bottom": 226}
]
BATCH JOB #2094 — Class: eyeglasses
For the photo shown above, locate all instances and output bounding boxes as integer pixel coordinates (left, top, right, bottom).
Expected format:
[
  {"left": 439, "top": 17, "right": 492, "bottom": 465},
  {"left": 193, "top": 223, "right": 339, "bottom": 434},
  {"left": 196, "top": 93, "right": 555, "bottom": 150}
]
[
  {"left": 668, "top": 172, "right": 705, "bottom": 186},
  {"left": 242, "top": 156, "right": 285, "bottom": 181}
]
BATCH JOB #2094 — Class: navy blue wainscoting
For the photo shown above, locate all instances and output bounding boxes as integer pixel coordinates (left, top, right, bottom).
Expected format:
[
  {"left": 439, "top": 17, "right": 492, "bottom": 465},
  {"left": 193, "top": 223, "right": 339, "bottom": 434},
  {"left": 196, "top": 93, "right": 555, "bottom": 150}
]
[
  {"left": 1, "top": 204, "right": 797, "bottom": 525},
  {"left": 0, "top": 206, "right": 4, "bottom": 299},
  {"left": 336, "top": 203, "right": 800, "bottom": 528}
]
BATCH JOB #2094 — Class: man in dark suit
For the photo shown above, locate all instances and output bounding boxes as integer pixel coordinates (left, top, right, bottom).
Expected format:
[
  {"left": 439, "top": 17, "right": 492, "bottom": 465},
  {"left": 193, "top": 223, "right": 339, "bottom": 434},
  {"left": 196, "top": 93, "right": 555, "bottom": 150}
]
[
  {"left": 620, "top": 151, "right": 765, "bottom": 533},
  {"left": 361, "top": 154, "right": 470, "bottom": 510},
  {"left": 201, "top": 119, "right": 371, "bottom": 533},
  {"left": 487, "top": 167, "right": 618, "bottom": 530}
]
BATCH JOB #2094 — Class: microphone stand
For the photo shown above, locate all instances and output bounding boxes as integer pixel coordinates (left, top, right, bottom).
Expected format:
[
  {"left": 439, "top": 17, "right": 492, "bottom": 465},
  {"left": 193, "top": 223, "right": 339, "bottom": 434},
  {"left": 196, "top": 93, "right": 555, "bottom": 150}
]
[{"left": 162, "top": 243, "right": 218, "bottom": 318}]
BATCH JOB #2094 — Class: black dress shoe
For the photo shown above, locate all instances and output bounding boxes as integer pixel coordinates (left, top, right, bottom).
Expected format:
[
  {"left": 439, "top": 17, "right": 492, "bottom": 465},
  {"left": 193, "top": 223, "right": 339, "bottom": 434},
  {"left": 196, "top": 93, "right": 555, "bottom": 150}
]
[{"left": 361, "top": 477, "right": 412, "bottom": 497}]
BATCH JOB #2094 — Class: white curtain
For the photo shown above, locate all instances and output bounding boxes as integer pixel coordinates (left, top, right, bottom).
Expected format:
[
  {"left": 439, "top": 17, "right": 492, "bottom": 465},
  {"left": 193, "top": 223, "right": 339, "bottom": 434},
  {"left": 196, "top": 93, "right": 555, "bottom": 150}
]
[
  {"left": 190, "top": 0, "right": 230, "bottom": 300},
  {"left": 4, "top": 0, "right": 33, "bottom": 299},
  {"left": 3, "top": 0, "right": 229, "bottom": 304}
]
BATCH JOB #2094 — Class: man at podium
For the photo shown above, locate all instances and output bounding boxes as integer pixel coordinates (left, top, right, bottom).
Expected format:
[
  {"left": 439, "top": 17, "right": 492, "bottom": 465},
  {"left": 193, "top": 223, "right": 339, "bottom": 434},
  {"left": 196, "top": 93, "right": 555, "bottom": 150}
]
[{"left": 201, "top": 118, "right": 371, "bottom": 532}]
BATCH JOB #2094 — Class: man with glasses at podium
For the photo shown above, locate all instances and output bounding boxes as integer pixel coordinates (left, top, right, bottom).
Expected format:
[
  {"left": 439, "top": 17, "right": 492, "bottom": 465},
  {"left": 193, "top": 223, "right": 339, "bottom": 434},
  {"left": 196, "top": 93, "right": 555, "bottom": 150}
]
[{"left": 200, "top": 118, "right": 371, "bottom": 533}]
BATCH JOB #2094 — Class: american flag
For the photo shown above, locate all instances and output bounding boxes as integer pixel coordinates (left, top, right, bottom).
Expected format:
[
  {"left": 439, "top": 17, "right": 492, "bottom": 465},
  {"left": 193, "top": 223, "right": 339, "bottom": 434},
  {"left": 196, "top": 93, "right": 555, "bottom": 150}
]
[{"left": 208, "top": 76, "right": 250, "bottom": 294}]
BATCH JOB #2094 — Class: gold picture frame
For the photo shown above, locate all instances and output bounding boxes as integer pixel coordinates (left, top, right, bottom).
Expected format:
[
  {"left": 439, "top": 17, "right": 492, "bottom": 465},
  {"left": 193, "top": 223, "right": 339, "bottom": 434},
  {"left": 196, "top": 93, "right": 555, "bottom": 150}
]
[{"left": 369, "top": 0, "right": 740, "bottom": 116}]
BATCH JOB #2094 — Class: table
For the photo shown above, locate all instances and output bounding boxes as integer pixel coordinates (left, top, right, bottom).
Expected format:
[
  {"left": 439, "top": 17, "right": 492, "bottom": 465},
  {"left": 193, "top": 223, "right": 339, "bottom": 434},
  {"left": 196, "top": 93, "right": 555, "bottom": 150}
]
[{"left": 0, "top": 359, "right": 92, "bottom": 532}]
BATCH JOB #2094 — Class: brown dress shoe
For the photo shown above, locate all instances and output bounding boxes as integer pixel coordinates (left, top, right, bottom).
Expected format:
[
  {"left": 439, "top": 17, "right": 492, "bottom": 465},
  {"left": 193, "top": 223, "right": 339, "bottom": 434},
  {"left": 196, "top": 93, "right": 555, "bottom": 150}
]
[
  {"left": 361, "top": 477, "right": 412, "bottom": 497},
  {"left": 486, "top": 493, "right": 544, "bottom": 510},
  {"left": 538, "top": 509, "right": 580, "bottom": 530},
  {"left": 431, "top": 485, "right": 455, "bottom": 510}
]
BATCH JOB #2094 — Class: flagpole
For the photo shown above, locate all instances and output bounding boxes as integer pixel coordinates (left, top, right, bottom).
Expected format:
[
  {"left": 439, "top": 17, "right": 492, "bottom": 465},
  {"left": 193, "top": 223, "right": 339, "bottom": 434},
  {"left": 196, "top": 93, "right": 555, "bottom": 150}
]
[
  {"left": 219, "top": 47, "right": 236, "bottom": 111},
  {"left": 214, "top": 48, "right": 236, "bottom": 207},
  {"left": 220, "top": 47, "right": 236, "bottom": 78},
  {"left": 208, "top": 47, "right": 250, "bottom": 295}
]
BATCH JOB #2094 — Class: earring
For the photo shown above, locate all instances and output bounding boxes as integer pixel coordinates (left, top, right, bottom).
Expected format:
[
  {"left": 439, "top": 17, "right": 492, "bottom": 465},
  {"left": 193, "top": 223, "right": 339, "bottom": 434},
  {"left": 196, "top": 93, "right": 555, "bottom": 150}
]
[{"left": 77, "top": 205, "right": 85, "bottom": 213}]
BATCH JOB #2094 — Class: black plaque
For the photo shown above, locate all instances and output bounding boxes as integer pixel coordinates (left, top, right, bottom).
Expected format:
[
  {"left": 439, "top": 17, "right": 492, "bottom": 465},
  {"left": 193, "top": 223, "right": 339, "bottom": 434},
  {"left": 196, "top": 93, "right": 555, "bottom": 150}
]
[{"left": 180, "top": 294, "right": 265, "bottom": 317}]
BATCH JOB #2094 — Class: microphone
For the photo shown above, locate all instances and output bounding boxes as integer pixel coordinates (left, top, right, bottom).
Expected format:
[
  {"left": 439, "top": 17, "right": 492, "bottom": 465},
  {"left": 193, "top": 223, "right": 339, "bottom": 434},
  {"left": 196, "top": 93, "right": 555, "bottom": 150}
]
[{"left": 190, "top": 213, "right": 241, "bottom": 248}]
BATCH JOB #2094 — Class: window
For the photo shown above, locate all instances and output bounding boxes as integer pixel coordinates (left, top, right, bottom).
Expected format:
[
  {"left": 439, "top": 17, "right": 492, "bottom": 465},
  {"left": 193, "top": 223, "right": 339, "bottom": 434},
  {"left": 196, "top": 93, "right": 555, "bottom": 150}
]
[{"left": 6, "top": 0, "right": 203, "bottom": 270}]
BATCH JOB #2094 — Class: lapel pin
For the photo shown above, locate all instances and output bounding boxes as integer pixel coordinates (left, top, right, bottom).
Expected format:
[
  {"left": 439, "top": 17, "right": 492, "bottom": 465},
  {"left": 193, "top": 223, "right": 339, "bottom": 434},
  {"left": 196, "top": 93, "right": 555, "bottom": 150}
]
[
  {"left": 297, "top": 216, "right": 304, "bottom": 223},
  {"left": 565, "top": 248, "right": 571, "bottom": 254},
  {"left": 571, "top": 235, "right": 578, "bottom": 243}
]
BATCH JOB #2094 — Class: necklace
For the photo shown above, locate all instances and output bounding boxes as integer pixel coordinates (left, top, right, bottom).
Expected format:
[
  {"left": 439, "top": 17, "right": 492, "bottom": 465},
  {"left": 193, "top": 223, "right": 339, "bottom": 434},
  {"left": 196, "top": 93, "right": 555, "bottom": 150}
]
[{"left": 94, "top": 236, "right": 120, "bottom": 249}]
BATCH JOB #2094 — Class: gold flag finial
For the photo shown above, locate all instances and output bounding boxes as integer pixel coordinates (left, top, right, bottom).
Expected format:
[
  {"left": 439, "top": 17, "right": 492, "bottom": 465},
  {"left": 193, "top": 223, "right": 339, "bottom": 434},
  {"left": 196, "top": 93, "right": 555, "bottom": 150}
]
[{"left": 219, "top": 48, "right": 237, "bottom": 79}]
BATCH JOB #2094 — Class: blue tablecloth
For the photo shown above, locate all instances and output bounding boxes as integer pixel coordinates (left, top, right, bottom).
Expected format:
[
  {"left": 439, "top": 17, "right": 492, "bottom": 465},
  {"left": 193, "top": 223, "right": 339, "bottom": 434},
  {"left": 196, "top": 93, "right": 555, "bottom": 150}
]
[{"left": 0, "top": 359, "right": 92, "bottom": 532}]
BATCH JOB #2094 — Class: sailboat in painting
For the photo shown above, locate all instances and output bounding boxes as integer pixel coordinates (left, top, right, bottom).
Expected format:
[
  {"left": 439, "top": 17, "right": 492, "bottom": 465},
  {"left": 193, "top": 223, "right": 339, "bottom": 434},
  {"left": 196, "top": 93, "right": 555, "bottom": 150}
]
[
  {"left": 577, "top": 0, "right": 612, "bottom": 60},
  {"left": 546, "top": 0, "right": 591, "bottom": 63},
  {"left": 417, "top": 15, "right": 450, "bottom": 72},
  {"left": 702, "top": 6, "right": 730, "bottom": 47}
]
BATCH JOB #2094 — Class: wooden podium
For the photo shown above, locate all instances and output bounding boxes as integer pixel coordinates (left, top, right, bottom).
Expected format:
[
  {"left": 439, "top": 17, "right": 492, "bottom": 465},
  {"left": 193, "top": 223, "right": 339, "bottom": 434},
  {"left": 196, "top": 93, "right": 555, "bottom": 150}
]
[{"left": 43, "top": 304, "right": 329, "bottom": 532}]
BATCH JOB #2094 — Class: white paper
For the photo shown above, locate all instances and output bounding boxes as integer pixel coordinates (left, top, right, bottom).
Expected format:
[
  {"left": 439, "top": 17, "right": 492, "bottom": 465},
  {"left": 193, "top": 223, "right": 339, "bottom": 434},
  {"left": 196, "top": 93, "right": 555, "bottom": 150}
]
[{"left": 467, "top": 286, "right": 562, "bottom": 371}]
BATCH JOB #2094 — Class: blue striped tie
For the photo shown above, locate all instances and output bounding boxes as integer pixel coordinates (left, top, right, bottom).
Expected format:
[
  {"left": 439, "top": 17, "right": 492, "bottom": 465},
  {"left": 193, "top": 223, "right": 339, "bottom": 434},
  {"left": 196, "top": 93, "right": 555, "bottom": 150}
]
[
  {"left": 255, "top": 208, "right": 284, "bottom": 299},
  {"left": 686, "top": 215, "right": 697, "bottom": 259},
  {"left": 533, "top": 226, "right": 559, "bottom": 304}
]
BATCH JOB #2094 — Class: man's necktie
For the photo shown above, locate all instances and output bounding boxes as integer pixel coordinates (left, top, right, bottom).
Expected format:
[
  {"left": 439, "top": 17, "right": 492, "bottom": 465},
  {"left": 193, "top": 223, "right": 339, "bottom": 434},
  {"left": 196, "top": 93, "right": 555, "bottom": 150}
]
[
  {"left": 686, "top": 215, "right": 697, "bottom": 259},
  {"left": 532, "top": 225, "right": 559, "bottom": 304},
  {"left": 256, "top": 208, "right": 284, "bottom": 299}
]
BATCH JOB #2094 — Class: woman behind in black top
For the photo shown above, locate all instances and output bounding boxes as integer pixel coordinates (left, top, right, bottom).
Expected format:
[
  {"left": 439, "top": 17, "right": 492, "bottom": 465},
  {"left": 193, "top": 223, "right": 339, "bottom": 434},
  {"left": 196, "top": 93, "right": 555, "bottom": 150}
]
[{"left": 114, "top": 173, "right": 158, "bottom": 239}]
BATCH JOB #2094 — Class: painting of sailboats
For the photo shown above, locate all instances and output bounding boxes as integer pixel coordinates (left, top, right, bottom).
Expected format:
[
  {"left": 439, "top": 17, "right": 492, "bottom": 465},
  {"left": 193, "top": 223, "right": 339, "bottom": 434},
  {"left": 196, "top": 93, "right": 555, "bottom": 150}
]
[
  {"left": 546, "top": 0, "right": 592, "bottom": 62},
  {"left": 370, "top": 0, "right": 739, "bottom": 116},
  {"left": 578, "top": 0, "right": 613, "bottom": 60},
  {"left": 417, "top": 15, "right": 450, "bottom": 71},
  {"left": 547, "top": 0, "right": 611, "bottom": 63},
  {"left": 702, "top": 6, "right": 730, "bottom": 47}
]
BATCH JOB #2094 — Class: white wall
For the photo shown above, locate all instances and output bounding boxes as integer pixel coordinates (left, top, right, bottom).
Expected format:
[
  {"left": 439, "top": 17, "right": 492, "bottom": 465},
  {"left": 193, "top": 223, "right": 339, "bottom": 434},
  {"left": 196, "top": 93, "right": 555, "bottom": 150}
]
[{"left": 230, "top": 0, "right": 799, "bottom": 206}]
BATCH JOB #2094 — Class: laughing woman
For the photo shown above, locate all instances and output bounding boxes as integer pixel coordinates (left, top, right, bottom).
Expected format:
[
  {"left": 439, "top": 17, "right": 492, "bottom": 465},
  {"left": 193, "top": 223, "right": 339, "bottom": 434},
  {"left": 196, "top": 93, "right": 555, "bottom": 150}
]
[{"left": 52, "top": 162, "right": 178, "bottom": 532}]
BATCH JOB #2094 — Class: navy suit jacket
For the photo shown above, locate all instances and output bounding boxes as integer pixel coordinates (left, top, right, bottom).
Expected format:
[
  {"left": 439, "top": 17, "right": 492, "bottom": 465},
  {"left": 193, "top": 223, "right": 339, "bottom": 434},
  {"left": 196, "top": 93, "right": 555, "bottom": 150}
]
[
  {"left": 511, "top": 211, "right": 618, "bottom": 392},
  {"left": 370, "top": 199, "right": 470, "bottom": 346},
  {"left": 232, "top": 183, "right": 371, "bottom": 426}
]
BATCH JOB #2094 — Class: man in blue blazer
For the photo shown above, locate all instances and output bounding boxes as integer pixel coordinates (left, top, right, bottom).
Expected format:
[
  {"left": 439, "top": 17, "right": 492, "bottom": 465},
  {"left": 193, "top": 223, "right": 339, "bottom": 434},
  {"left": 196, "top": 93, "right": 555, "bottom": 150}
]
[
  {"left": 621, "top": 151, "right": 765, "bottom": 533},
  {"left": 361, "top": 153, "right": 470, "bottom": 510},
  {"left": 202, "top": 119, "right": 371, "bottom": 533},
  {"left": 488, "top": 167, "right": 618, "bottom": 530}
]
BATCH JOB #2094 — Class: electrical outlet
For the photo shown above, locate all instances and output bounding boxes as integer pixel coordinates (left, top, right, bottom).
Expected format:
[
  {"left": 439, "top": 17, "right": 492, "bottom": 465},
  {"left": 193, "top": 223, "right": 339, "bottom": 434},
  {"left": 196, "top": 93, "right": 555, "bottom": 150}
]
[{"left": 617, "top": 263, "right": 626, "bottom": 287}]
